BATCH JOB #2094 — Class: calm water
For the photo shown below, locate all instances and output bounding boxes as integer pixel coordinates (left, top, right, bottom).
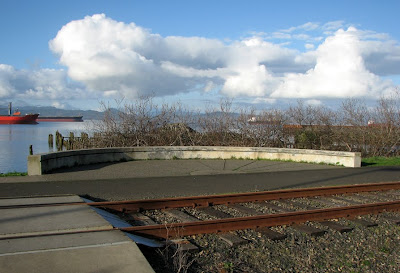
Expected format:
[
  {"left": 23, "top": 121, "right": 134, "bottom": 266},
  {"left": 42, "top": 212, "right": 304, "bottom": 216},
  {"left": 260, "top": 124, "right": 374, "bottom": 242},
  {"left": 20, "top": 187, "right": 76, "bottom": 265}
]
[{"left": 0, "top": 121, "right": 91, "bottom": 173}]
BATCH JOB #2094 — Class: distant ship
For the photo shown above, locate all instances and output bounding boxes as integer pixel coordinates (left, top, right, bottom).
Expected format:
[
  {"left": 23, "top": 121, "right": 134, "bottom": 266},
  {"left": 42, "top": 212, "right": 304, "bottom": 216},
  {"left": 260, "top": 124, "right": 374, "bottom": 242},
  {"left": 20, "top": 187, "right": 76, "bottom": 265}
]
[
  {"left": 37, "top": 116, "right": 83, "bottom": 122},
  {"left": 0, "top": 103, "right": 39, "bottom": 124}
]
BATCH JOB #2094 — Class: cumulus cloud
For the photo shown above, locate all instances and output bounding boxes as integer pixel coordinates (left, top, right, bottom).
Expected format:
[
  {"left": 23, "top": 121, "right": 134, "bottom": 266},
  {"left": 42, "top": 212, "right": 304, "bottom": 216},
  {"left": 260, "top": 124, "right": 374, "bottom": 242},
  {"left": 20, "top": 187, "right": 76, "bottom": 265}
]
[
  {"left": 272, "top": 27, "right": 394, "bottom": 98},
  {"left": 49, "top": 15, "right": 399, "bottom": 103},
  {"left": 0, "top": 64, "right": 86, "bottom": 100},
  {"left": 49, "top": 14, "right": 227, "bottom": 98},
  {"left": 49, "top": 14, "right": 300, "bottom": 99},
  {"left": 2, "top": 15, "right": 399, "bottom": 109}
]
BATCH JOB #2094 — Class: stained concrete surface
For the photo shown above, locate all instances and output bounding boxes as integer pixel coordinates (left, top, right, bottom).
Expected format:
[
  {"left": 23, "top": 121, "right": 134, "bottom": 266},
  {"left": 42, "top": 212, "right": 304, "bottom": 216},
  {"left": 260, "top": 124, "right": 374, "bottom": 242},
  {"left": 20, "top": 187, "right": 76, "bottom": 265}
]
[
  {"left": 0, "top": 195, "right": 154, "bottom": 273},
  {"left": 0, "top": 161, "right": 399, "bottom": 201},
  {"left": 2, "top": 159, "right": 339, "bottom": 183}
]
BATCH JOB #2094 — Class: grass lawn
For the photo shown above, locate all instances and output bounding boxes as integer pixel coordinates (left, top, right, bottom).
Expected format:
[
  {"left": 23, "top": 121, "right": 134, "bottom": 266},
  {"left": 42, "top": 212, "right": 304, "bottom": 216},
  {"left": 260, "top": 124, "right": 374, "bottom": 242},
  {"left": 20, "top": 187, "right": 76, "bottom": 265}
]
[
  {"left": 0, "top": 172, "right": 28, "bottom": 177},
  {"left": 362, "top": 156, "right": 400, "bottom": 167}
]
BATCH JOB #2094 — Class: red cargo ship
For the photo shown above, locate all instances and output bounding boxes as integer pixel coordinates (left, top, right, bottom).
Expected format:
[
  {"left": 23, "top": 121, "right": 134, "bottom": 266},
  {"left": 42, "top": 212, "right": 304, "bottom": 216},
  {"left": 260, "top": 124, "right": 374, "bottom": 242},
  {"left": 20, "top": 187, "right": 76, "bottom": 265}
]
[
  {"left": 0, "top": 103, "right": 39, "bottom": 124},
  {"left": 37, "top": 116, "right": 83, "bottom": 122}
]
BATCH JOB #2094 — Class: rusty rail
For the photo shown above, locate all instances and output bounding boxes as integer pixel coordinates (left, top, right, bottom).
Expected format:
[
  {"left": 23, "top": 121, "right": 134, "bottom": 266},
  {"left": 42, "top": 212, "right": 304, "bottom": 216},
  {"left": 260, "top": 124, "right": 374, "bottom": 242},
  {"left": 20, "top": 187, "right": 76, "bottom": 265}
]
[
  {"left": 90, "top": 181, "right": 400, "bottom": 212},
  {"left": 1, "top": 181, "right": 400, "bottom": 211},
  {"left": 3, "top": 199, "right": 400, "bottom": 241},
  {"left": 121, "top": 200, "right": 400, "bottom": 239},
  {"left": 2, "top": 182, "right": 400, "bottom": 241}
]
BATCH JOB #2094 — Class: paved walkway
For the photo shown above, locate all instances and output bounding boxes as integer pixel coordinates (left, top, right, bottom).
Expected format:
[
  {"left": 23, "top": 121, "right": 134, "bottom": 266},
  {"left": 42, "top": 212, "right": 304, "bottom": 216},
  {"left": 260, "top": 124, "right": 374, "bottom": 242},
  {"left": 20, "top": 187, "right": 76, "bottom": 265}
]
[
  {"left": 1, "top": 159, "right": 400, "bottom": 201},
  {"left": 1, "top": 159, "right": 339, "bottom": 183},
  {"left": 0, "top": 195, "right": 154, "bottom": 273}
]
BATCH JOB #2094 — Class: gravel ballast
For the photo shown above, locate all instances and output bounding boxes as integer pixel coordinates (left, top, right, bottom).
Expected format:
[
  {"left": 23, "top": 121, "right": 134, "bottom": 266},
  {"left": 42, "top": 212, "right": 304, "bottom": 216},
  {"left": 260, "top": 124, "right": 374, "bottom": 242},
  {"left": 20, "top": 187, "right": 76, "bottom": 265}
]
[{"left": 139, "top": 213, "right": 400, "bottom": 272}]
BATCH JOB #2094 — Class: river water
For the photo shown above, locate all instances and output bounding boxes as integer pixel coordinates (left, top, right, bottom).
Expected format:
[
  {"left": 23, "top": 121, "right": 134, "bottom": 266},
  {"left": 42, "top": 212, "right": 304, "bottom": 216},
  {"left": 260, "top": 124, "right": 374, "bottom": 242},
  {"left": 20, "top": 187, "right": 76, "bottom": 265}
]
[{"left": 0, "top": 121, "right": 91, "bottom": 173}]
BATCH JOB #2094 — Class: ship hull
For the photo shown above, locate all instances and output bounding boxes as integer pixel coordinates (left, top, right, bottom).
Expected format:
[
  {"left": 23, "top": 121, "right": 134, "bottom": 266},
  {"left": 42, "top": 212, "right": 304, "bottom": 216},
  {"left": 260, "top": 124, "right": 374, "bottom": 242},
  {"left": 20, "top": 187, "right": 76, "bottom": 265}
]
[
  {"left": 37, "top": 116, "right": 83, "bottom": 122},
  {"left": 0, "top": 114, "right": 39, "bottom": 124}
]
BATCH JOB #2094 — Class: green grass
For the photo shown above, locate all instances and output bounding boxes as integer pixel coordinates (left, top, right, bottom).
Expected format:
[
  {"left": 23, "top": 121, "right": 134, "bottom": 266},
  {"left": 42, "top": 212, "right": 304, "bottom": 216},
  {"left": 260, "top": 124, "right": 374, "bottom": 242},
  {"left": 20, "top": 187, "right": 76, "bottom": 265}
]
[
  {"left": 256, "top": 157, "right": 344, "bottom": 166},
  {"left": 362, "top": 156, "right": 400, "bottom": 167},
  {"left": 0, "top": 171, "right": 28, "bottom": 177}
]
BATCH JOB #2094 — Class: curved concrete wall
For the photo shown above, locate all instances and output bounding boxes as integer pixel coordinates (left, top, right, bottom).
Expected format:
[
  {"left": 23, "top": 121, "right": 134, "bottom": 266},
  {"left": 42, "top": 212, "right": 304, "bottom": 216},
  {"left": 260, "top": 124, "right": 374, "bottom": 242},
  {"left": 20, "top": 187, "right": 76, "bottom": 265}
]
[{"left": 27, "top": 146, "right": 361, "bottom": 175}]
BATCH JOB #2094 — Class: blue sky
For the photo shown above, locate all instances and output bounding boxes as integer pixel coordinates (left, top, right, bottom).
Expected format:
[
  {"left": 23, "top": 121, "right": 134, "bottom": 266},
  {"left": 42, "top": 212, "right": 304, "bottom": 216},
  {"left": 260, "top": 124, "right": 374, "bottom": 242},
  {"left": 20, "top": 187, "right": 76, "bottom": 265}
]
[{"left": 0, "top": 0, "right": 399, "bottom": 111}]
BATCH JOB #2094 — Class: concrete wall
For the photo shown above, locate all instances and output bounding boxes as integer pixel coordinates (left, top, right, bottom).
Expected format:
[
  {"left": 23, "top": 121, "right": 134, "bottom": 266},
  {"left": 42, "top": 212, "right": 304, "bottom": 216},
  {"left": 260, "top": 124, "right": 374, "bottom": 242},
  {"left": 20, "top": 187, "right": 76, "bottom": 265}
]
[{"left": 27, "top": 146, "right": 362, "bottom": 175}]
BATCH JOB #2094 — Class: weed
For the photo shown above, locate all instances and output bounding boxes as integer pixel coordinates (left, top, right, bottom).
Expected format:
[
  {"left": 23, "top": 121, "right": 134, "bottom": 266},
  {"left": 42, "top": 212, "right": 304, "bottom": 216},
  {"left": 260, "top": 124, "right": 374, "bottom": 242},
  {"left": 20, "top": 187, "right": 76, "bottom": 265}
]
[{"left": 219, "top": 261, "right": 234, "bottom": 273}]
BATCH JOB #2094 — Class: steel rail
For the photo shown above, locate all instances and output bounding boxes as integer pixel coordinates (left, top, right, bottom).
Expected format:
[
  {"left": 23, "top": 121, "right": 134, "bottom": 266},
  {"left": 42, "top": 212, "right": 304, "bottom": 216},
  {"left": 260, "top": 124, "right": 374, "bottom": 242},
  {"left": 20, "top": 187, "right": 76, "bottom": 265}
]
[
  {"left": 2, "top": 200, "right": 400, "bottom": 241},
  {"left": 91, "top": 181, "right": 400, "bottom": 212},
  {"left": 121, "top": 200, "right": 400, "bottom": 239},
  {"left": 1, "top": 181, "right": 400, "bottom": 211}
]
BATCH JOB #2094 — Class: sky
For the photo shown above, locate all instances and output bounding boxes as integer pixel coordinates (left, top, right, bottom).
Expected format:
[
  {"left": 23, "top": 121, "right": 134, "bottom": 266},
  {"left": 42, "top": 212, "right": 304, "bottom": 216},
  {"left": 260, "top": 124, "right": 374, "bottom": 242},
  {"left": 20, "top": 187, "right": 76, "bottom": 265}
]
[{"left": 0, "top": 0, "right": 399, "bottom": 111}]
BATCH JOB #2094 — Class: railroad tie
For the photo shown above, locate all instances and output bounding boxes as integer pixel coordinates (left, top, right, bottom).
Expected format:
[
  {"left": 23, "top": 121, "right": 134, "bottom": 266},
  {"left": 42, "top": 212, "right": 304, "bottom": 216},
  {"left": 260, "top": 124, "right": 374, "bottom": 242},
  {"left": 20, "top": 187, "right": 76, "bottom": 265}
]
[
  {"left": 198, "top": 207, "right": 247, "bottom": 246},
  {"left": 164, "top": 209, "right": 200, "bottom": 223},
  {"left": 291, "top": 224, "right": 326, "bottom": 237},
  {"left": 312, "top": 197, "right": 345, "bottom": 207},
  {"left": 166, "top": 208, "right": 246, "bottom": 247},
  {"left": 351, "top": 218, "right": 378, "bottom": 227},
  {"left": 341, "top": 193, "right": 400, "bottom": 225},
  {"left": 259, "top": 202, "right": 326, "bottom": 237},
  {"left": 228, "top": 204, "right": 287, "bottom": 241},
  {"left": 167, "top": 239, "right": 199, "bottom": 252},
  {"left": 162, "top": 209, "right": 200, "bottom": 251},
  {"left": 280, "top": 200, "right": 353, "bottom": 233},
  {"left": 125, "top": 212, "right": 157, "bottom": 226},
  {"left": 372, "top": 191, "right": 400, "bottom": 201},
  {"left": 351, "top": 194, "right": 382, "bottom": 203},
  {"left": 319, "top": 221, "right": 353, "bottom": 233},
  {"left": 329, "top": 196, "right": 362, "bottom": 205},
  {"left": 218, "top": 233, "right": 248, "bottom": 247},
  {"left": 128, "top": 211, "right": 199, "bottom": 251},
  {"left": 376, "top": 191, "right": 400, "bottom": 198},
  {"left": 199, "top": 207, "right": 233, "bottom": 219},
  {"left": 382, "top": 215, "right": 400, "bottom": 225},
  {"left": 328, "top": 197, "right": 378, "bottom": 227}
]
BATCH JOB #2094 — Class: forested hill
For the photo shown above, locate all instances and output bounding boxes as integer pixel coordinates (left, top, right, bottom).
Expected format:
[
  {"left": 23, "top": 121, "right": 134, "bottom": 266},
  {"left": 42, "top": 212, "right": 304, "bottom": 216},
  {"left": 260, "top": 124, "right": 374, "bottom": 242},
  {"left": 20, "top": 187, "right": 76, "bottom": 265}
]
[{"left": 13, "top": 106, "right": 105, "bottom": 120}]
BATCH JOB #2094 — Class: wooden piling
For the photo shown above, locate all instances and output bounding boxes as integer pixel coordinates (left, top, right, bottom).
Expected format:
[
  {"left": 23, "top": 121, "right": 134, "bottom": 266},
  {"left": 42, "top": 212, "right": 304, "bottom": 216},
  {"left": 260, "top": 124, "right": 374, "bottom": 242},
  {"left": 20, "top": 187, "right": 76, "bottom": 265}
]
[
  {"left": 55, "top": 131, "right": 63, "bottom": 151},
  {"left": 69, "top": 132, "right": 74, "bottom": 150},
  {"left": 48, "top": 134, "right": 53, "bottom": 147}
]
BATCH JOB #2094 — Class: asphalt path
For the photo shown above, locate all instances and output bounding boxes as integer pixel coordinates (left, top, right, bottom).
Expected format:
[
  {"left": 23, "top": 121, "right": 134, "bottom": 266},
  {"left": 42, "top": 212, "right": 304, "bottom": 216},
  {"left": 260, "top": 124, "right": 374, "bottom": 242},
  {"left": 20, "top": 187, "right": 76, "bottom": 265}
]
[{"left": 1, "top": 165, "right": 400, "bottom": 201}]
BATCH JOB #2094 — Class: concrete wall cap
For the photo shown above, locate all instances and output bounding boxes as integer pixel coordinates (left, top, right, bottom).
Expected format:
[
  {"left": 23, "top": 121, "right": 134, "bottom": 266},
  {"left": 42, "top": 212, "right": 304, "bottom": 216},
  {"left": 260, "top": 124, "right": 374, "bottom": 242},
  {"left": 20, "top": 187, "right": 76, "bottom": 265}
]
[{"left": 27, "top": 146, "right": 362, "bottom": 175}]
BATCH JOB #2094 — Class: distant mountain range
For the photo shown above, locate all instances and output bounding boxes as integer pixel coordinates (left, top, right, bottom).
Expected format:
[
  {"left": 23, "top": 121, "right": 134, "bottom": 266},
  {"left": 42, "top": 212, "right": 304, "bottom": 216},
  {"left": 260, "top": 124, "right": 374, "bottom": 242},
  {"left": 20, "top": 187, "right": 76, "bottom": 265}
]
[
  {"left": 0, "top": 104, "right": 242, "bottom": 121},
  {"left": 8, "top": 106, "right": 106, "bottom": 120}
]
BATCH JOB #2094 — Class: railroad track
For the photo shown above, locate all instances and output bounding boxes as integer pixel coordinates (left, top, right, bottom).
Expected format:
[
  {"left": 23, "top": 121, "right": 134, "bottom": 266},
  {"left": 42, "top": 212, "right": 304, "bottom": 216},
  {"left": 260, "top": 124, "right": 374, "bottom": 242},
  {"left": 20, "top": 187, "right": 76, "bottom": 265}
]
[{"left": 2, "top": 181, "right": 400, "bottom": 242}]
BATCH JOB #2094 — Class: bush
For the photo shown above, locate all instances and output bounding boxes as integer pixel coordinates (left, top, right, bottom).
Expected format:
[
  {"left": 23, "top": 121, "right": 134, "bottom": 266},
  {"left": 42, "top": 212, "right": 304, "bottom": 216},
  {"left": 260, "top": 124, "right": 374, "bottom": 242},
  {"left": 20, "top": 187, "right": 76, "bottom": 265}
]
[{"left": 70, "top": 91, "right": 400, "bottom": 158}]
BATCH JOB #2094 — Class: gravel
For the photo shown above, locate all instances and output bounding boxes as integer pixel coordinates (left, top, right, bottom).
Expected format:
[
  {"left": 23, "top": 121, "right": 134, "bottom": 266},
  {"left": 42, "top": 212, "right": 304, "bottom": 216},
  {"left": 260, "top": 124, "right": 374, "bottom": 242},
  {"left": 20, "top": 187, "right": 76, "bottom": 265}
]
[{"left": 133, "top": 192, "right": 400, "bottom": 272}]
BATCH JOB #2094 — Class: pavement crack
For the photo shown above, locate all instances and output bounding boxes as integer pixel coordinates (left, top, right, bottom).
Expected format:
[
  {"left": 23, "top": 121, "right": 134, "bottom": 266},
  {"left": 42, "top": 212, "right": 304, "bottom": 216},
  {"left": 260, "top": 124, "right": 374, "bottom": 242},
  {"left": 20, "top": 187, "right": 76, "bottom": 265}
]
[
  {"left": 233, "top": 161, "right": 256, "bottom": 171},
  {"left": 197, "top": 160, "right": 218, "bottom": 171}
]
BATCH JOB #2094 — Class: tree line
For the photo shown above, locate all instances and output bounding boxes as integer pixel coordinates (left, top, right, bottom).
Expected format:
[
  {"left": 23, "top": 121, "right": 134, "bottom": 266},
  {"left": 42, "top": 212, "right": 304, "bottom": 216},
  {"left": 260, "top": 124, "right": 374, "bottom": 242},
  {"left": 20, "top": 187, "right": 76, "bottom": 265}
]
[{"left": 72, "top": 92, "right": 400, "bottom": 157}]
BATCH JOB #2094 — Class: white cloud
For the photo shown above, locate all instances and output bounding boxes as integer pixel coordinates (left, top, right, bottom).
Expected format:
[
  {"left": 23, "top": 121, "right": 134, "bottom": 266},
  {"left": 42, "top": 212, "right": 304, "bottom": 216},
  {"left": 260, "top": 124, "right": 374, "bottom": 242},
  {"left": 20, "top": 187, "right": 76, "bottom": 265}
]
[
  {"left": 103, "top": 90, "right": 119, "bottom": 97},
  {"left": 0, "top": 64, "right": 87, "bottom": 101},
  {"left": 305, "top": 43, "right": 315, "bottom": 50},
  {"left": 305, "top": 99, "right": 322, "bottom": 106},
  {"left": 272, "top": 27, "right": 394, "bottom": 99},
  {"left": 2, "top": 15, "right": 399, "bottom": 109},
  {"left": 283, "top": 22, "right": 320, "bottom": 33},
  {"left": 322, "top": 21, "right": 345, "bottom": 31},
  {"left": 50, "top": 14, "right": 298, "bottom": 99},
  {"left": 0, "top": 64, "right": 16, "bottom": 97},
  {"left": 252, "top": 97, "right": 277, "bottom": 104},
  {"left": 204, "top": 81, "right": 217, "bottom": 92},
  {"left": 51, "top": 101, "right": 65, "bottom": 109}
]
